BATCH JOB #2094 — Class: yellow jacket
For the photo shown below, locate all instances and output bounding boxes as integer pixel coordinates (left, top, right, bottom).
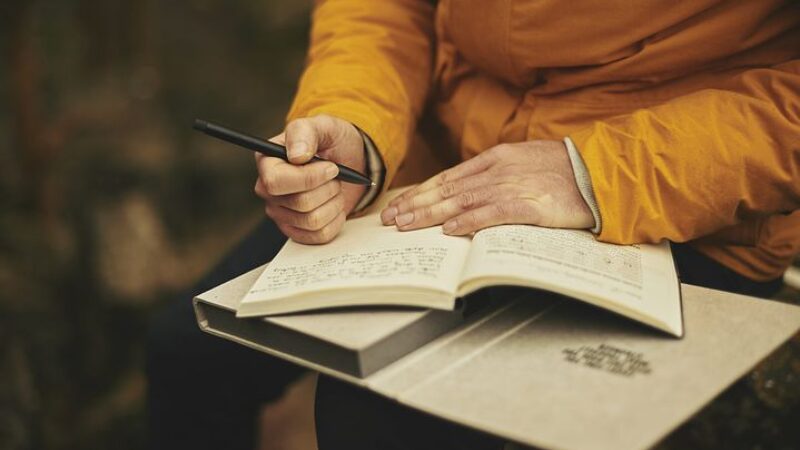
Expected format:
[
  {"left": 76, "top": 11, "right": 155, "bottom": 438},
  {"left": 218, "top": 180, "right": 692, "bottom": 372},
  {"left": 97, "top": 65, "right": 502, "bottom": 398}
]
[{"left": 287, "top": 0, "right": 800, "bottom": 281}]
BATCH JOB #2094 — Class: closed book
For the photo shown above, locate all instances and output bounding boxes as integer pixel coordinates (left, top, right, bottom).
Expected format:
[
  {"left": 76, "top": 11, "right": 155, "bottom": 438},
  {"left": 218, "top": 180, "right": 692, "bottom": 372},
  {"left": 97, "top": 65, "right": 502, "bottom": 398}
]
[{"left": 195, "top": 271, "right": 800, "bottom": 450}]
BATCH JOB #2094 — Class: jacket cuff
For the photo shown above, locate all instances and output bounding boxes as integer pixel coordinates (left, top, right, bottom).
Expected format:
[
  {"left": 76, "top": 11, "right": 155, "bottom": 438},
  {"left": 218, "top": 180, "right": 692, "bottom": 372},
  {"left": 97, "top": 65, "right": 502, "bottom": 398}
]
[
  {"left": 353, "top": 128, "right": 386, "bottom": 212},
  {"left": 564, "top": 137, "right": 602, "bottom": 234}
]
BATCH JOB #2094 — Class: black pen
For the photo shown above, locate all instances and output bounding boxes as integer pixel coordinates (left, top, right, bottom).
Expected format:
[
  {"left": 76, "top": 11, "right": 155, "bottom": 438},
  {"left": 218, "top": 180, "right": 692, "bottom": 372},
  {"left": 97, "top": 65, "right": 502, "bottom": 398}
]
[{"left": 192, "top": 119, "right": 374, "bottom": 186}]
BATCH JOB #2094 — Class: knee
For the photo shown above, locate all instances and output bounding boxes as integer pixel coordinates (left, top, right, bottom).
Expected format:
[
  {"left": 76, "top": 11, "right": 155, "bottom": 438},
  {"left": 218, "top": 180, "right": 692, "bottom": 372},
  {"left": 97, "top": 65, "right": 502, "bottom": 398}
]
[
  {"left": 146, "top": 291, "right": 305, "bottom": 401},
  {"left": 315, "top": 375, "right": 394, "bottom": 449},
  {"left": 314, "top": 376, "right": 506, "bottom": 450},
  {"left": 145, "top": 296, "right": 193, "bottom": 382},
  {"left": 145, "top": 289, "right": 221, "bottom": 385}
]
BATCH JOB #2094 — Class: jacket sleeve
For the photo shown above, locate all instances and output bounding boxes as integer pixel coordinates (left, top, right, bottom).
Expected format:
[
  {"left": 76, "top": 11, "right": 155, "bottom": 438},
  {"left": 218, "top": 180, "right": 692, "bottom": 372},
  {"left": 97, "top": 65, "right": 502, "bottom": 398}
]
[
  {"left": 286, "top": 0, "right": 435, "bottom": 188},
  {"left": 569, "top": 61, "right": 800, "bottom": 244}
]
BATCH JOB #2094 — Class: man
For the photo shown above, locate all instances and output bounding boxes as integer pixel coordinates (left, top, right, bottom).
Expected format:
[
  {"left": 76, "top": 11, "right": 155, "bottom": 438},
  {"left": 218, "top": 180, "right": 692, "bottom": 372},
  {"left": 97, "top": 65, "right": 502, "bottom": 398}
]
[{"left": 147, "top": 1, "right": 800, "bottom": 449}]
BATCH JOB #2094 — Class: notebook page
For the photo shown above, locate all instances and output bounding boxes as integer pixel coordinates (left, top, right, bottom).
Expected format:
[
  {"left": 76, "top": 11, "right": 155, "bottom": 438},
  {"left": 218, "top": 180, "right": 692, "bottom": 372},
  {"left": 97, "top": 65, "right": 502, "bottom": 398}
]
[
  {"left": 460, "top": 225, "right": 681, "bottom": 335},
  {"left": 242, "top": 214, "right": 472, "bottom": 305}
]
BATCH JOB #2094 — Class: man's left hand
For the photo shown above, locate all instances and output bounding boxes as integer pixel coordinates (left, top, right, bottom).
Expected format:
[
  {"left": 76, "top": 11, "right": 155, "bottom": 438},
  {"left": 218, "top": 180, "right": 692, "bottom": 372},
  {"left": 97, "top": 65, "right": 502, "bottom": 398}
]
[{"left": 380, "top": 140, "right": 595, "bottom": 235}]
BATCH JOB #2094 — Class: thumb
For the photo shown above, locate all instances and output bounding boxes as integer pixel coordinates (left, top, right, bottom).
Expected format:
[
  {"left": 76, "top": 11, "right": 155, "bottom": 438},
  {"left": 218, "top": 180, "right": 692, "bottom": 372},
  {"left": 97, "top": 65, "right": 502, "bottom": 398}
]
[{"left": 284, "top": 118, "right": 321, "bottom": 164}]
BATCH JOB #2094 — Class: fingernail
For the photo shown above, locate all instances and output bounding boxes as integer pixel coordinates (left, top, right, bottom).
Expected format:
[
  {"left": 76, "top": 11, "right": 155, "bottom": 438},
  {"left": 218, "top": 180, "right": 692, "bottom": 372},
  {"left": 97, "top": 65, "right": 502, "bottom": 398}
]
[
  {"left": 382, "top": 206, "right": 398, "bottom": 223},
  {"left": 325, "top": 165, "right": 338, "bottom": 178},
  {"left": 290, "top": 142, "right": 308, "bottom": 160},
  {"left": 443, "top": 221, "right": 456, "bottom": 234},
  {"left": 395, "top": 212, "right": 413, "bottom": 227}
]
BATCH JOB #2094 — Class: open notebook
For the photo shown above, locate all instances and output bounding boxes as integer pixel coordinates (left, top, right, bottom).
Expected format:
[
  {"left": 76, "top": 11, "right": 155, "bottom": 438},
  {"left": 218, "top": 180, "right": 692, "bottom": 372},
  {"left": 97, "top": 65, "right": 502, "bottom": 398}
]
[{"left": 237, "top": 212, "right": 683, "bottom": 336}]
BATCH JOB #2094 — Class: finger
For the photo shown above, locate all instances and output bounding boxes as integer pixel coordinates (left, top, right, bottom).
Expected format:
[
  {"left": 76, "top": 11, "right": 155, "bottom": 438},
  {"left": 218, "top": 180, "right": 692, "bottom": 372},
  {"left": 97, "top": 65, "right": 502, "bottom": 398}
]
[
  {"left": 394, "top": 187, "right": 498, "bottom": 231},
  {"left": 382, "top": 182, "right": 442, "bottom": 224},
  {"left": 284, "top": 118, "right": 321, "bottom": 163},
  {"left": 266, "top": 193, "right": 345, "bottom": 231},
  {"left": 382, "top": 173, "right": 495, "bottom": 224},
  {"left": 278, "top": 210, "right": 347, "bottom": 245},
  {"left": 255, "top": 177, "right": 268, "bottom": 199},
  {"left": 284, "top": 116, "right": 342, "bottom": 164},
  {"left": 256, "top": 156, "right": 339, "bottom": 195},
  {"left": 385, "top": 176, "right": 442, "bottom": 212},
  {"left": 442, "top": 201, "right": 540, "bottom": 235},
  {"left": 272, "top": 180, "right": 341, "bottom": 213},
  {"left": 254, "top": 132, "right": 286, "bottom": 164},
  {"left": 388, "top": 152, "right": 496, "bottom": 208},
  {"left": 386, "top": 181, "right": 434, "bottom": 210},
  {"left": 383, "top": 185, "right": 419, "bottom": 216},
  {"left": 269, "top": 132, "right": 286, "bottom": 146}
]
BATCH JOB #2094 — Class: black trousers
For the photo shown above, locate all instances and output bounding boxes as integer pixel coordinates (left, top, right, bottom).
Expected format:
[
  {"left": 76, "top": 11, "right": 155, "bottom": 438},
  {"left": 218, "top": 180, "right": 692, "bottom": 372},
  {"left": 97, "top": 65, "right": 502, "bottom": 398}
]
[{"left": 146, "top": 219, "right": 783, "bottom": 450}]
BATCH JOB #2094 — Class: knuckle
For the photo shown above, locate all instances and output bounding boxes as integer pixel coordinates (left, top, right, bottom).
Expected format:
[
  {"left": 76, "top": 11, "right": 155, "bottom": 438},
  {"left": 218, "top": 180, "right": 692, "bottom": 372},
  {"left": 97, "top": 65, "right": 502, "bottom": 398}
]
[
  {"left": 439, "top": 169, "right": 457, "bottom": 186},
  {"left": 439, "top": 182, "right": 457, "bottom": 198},
  {"left": 512, "top": 201, "right": 529, "bottom": 218},
  {"left": 303, "top": 210, "right": 325, "bottom": 230},
  {"left": 457, "top": 191, "right": 477, "bottom": 209},
  {"left": 316, "top": 224, "right": 337, "bottom": 244},
  {"left": 292, "top": 194, "right": 315, "bottom": 213},
  {"left": 332, "top": 193, "right": 346, "bottom": 211},
  {"left": 323, "top": 182, "right": 335, "bottom": 200},
  {"left": 308, "top": 235, "right": 327, "bottom": 245},
  {"left": 488, "top": 144, "right": 509, "bottom": 160},
  {"left": 466, "top": 210, "right": 481, "bottom": 227},
  {"left": 519, "top": 200, "right": 540, "bottom": 222},
  {"left": 263, "top": 173, "right": 282, "bottom": 195},
  {"left": 286, "top": 117, "right": 308, "bottom": 132},
  {"left": 294, "top": 233, "right": 316, "bottom": 245},
  {"left": 396, "top": 198, "right": 412, "bottom": 214},
  {"left": 397, "top": 195, "right": 412, "bottom": 210},
  {"left": 304, "top": 170, "right": 319, "bottom": 190},
  {"left": 487, "top": 184, "right": 504, "bottom": 198},
  {"left": 494, "top": 202, "right": 518, "bottom": 220},
  {"left": 390, "top": 192, "right": 409, "bottom": 208},
  {"left": 418, "top": 206, "right": 433, "bottom": 221},
  {"left": 404, "top": 196, "right": 417, "bottom": 212}
]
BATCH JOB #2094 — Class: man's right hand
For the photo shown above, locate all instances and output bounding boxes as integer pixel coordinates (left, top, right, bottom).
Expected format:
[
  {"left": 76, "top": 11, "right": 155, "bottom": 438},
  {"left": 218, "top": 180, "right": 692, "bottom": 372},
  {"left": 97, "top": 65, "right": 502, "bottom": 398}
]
[{"left": 254, "top": 115, "right": 368, "bottom": 244}]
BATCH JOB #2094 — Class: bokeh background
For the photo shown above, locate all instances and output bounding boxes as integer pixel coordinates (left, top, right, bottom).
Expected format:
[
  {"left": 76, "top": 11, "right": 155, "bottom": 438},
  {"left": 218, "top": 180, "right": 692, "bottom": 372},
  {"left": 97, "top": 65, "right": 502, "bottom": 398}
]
[
  {"left": 0, "top": 1, "right": 798, "bottom": 450},
  {"left": 1, "top": 1, "right": 313, "bottom": 449}
]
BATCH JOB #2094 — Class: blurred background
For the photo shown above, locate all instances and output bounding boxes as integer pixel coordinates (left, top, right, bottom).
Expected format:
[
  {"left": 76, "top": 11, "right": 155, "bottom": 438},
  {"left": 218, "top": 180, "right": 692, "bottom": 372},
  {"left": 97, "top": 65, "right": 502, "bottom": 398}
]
[
  {"left": 0, "top": 1, "right": 797, "bottom": 450},
  {"left": 1, "top": 1, "right": 313, "bottom": 449}
]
